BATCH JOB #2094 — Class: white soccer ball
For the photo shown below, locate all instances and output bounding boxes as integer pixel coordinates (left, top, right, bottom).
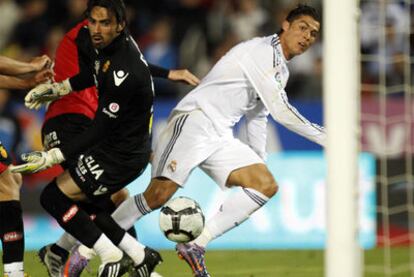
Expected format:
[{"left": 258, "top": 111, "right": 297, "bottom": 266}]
[{"left": 159, "top": 196, "right": 205, "bottom": 243}]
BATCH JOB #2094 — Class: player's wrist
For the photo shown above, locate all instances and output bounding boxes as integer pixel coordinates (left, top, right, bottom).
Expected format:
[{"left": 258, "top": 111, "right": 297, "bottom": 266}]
[
  {"left": 48, "top": 148, "right": 65, "bottom": 164},
  {"left": 55, "top": 79, "right": 72, "bottom": 96}
]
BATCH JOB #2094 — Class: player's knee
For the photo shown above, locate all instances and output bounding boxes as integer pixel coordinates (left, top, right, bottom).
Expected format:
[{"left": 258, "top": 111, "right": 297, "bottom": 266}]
[
  {"left": 255, "top": 174, "right": 278, "bottom": 198},
  {"left": 111, "top": 188, "right": 130, "bottom": 207},
  {"left": 146, "top": 189, "right": 171, "bottom": 210},
  {"left": 0, "top": 171, "right": 22, "bottom": 198},
  {"left": 144, "top": 179, "right": 178, "bottom": 209},
  {"left": 40, "top": 180, "right": 60, "bottom": 211}
]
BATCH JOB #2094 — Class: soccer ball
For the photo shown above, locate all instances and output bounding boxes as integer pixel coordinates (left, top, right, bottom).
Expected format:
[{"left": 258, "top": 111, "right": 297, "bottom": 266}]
[{"left": 159, "top": 196, "right": 205, "bottom": 243}]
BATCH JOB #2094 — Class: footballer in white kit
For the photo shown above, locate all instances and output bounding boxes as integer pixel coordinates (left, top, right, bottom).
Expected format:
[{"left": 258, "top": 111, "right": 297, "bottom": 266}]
[
  {"left": 76, "top": 4, "right": 323, "bottom": 277},
  {"left": 152, "top": 33, "right": 325, "bottom": 187}
]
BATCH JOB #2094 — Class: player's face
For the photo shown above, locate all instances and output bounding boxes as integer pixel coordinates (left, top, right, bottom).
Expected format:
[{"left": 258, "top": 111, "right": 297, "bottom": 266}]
[
  {"left": 88, "top": 6, "right": 125, "bottom": 49},
  {"left": 280, "top": 15, "right": 320, "bottom": 60}
]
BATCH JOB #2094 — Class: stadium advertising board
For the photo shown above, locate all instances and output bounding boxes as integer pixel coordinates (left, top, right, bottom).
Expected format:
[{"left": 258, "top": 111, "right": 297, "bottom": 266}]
[{"left": 23, "top": 151, "right": 376, "bottom": 250}]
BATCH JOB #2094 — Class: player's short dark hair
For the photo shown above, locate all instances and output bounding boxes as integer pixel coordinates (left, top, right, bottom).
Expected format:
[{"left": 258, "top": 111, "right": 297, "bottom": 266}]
[
  {"left": 86, "top": 0, "right": 127, "bottom": 24},
  {"left": 286, "top": 4, "right": 321, "bottom": 23}
]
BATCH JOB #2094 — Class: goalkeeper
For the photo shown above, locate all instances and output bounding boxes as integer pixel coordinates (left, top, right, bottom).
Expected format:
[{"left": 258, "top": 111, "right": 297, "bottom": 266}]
[{"left": 34, "top": 17, "right": 198, "bottom": 277}]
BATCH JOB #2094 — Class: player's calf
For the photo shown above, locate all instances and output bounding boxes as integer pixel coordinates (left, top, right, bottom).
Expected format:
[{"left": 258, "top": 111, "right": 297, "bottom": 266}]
[{"left": 0, "top": 201, "right": 24, "bottom": 277}]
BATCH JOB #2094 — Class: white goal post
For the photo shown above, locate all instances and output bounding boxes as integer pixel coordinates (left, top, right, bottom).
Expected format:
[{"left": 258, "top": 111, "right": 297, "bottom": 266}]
[{"left": 323, "top": 0, "right": 361, "bottom": 277}]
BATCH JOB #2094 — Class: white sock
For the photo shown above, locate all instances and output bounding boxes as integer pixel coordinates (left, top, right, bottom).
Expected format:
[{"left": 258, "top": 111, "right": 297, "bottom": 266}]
[
  {"left": 93, "top": 234, "right": 122, "bottom": 264},
  {"left": 193, "top": 187, "right": 269, "bottom": 248},
  {"left": 78, "top": 244, "right": 96, "bottom": 260},
  {"left": 118, "top": 233, "right": 146, "bottom": 266},
  {"left": 56, "top": 232, "right": 77, "bottom": 252},
  {"left": 4, "top": 262, "right": 24, "bottom": 277},
  {"left": 111, "top": 194, "right": 152, "bottom": 229}
]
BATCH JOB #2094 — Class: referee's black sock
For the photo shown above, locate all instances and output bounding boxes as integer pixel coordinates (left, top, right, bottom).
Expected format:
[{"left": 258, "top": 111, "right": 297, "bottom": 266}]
[
  {"left": 0, "top": 200, "right": 24, "bottom": 264},
  {"left": 40, "top": 180, "right": 102, "bottom": 248}
]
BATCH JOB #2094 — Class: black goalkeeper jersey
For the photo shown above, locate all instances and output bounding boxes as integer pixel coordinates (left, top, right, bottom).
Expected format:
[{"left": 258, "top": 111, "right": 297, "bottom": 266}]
[{"left": 61, "top": 31, "right": 154, "bottom": 170}]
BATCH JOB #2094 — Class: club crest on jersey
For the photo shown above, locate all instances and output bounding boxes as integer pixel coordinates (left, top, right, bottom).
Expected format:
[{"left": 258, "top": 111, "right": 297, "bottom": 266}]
[
  {"left": 168, "top": 160, "right": 177, "bottom": 172},
  {"left": 102, "top": 60, "right": 111, "bottom": 72},
  {"left": 0, "top": 145, "right": 7, "bottom": 159},
  {"left": 113, "top": 70, "right": 129, "bottom": 86}
]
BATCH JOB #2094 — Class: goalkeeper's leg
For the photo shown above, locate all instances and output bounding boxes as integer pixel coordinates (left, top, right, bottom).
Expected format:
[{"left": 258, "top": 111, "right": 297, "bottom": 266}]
[{"left": 39, "top": 178, "right": 124, "bottom": 267}]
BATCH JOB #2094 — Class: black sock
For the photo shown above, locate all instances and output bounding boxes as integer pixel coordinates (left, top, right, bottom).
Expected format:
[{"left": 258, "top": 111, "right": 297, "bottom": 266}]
[
  {"left": 98, "top": 198, "right": 138, "bottom": 239},
  {"left": 0, "top": 201, "right": 24, "bottom": 264},
  {"left": 127, "top": 226, "right": 137, "bottom": 239},
  {"left": 94, "top": 213, "right": 126, "bottom": 245},
  {"left": 40, "top": 180, "right": 102, "bottom": 248}
]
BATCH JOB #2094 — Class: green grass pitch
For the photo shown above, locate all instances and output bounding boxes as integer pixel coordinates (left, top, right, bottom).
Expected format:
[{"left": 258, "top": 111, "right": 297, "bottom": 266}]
[{"left": 1, "top": 248, "right": 411, "bottom": 276}]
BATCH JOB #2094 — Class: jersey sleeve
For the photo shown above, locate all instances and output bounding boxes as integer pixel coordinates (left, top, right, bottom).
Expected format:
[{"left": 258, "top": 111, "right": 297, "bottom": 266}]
[
  {"left": 245, "top": 102, "right": 269, "bottom": 160},
  {"left": 238, "top": 51, "right": 326, "bottom": 147},
  {"left": 68, "top": 70, "right": 95, "bottom": 91},
  {"left": 148, "top": 63, "right": 169, "bottom": 78}
]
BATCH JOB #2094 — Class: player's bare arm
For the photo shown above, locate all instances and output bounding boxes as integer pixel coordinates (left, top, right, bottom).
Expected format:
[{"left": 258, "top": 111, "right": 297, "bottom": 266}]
[
  {"left": 0, "top": 68, "right": 53, "bottom": 90},
  {"left": 0, "top": 55, "right": 51, "bottom": 75}
]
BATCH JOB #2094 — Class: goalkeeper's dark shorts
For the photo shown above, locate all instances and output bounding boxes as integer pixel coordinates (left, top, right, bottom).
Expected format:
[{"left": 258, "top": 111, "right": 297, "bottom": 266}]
[
  {"left": 68, "top": 150, "right": 149, "bottom": 201},
  {"left": 42, "top": 113, "right": 92, "bottom": 169}
]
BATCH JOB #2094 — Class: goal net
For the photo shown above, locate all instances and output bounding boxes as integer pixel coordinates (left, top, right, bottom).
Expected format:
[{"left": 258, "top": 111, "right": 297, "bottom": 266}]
[{"left": 360, "top": 0, "right": 414, "bottom": 276}]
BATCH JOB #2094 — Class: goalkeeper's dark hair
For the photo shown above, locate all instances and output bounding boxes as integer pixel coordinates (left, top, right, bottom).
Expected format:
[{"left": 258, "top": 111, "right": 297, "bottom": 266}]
[{"left": 86, "top": 0, "right": 127, "bottom": 25}]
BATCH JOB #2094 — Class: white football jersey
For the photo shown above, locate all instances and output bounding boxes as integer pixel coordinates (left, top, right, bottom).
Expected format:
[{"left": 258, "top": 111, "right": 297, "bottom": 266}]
[{"left": 175, "top": 34, "right": 325, "bottom": 158}]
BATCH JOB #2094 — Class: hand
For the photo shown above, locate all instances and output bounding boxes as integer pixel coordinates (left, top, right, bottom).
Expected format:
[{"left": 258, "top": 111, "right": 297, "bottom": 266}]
[
  {"left": 168, "top": 69, "right": 200, "bottom": 86},
  {"left": 30, "top": 55, "right": 52, "bottom": 71},
  {"left": 9, "top": 148, "right": 65, "bottom": 174},
  {"left": 28, "top": 68, "right": 54, "bottom": 87},
  {"left": 25, "top": 79, "right": 72, "bottom": 110}
]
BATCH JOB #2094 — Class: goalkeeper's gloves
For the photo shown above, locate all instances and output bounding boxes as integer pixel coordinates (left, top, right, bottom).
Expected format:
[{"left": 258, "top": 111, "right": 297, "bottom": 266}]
[
  {"left": 9, "top": 148, "right": 65, "bottom": 174},
  {"left": 25, "top": 79, "right": 72, "bottom": 110}
]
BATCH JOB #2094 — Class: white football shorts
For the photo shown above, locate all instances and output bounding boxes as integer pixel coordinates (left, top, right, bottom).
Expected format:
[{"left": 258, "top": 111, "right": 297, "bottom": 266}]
[{"left": 151, "top": 110, "right": 264, "bottom": 189}]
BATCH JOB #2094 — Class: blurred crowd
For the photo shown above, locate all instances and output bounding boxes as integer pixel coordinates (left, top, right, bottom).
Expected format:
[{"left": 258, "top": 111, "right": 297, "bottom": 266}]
[
  {"left": 0, "top": 0, "right": 324, "bottom": 100},
  {"left": 0, "top": 0, "right": 412, "bottom": 160}
]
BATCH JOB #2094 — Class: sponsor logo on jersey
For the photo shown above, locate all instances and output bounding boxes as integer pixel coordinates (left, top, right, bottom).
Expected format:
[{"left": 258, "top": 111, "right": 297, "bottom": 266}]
[
  {"left": 77, "top": 155, "right": 104, "bottom": 181},
  {"left": 109, "top": 102, "right": 120, "bottom": 113},
  {"left": 3, "top": 231, "right": 23, "bottom": 242},
  {"left": 102, "top": 60, "right": 111, "bottom": 72},
  {"left": 62, "top": 205, "right": 79, "bottom": 223},
  {"left": 43, "top": 131, "right": 60, "bottom": 150},
  {"left": 113, "top": 70, "right": 129, "bottom": 86},
  {"left": 84, "top": 155, "right": 104, "bottom": 180},
  {"left": 102, "top": 108, "right": 118, "bottom": 119}
]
